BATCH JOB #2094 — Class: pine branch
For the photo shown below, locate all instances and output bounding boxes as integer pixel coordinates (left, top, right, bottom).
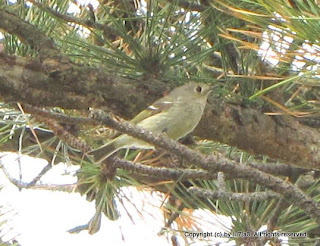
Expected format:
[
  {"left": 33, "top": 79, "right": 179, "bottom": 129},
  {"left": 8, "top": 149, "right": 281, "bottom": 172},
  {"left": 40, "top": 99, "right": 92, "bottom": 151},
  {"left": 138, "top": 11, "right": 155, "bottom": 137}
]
[
  {"left": 110, "top": 157, "right": 215, "bottom": 181},
  {"left": 197, "top": 99, "right": 320, "bottom": 170},
  {"left": 248, "top": 162, "right": 311, "bottom": 178},
  {"left": 90, "top": 109, "right": 320, "bottom": 225},
  {"left": 26, "top": 163, "right": 52, "bottom": 187},
  {"left": 0, "top": 157, "right": 75, "bottom": 192},
  {"left": 22, "top": 103, "right": 98, "bottom": 125},
  {"left": 267, "top": 198, "right": 288, "bottom": 231},
  {"left": 0, "top": 46, "right": 319, "bottom": 170},
  {"left": 187, "top": 188, "right": 280, "bottom": 202},
  {"left": 28, "top": 0, "right": 119, "bottom": 39},
  {"left": 0, "top": 9, "right": 64, "bottom": 60},
  {"left": 165, "top": 0, "right": 206, "bottom": 12},
  {"left": 217, "top": 172, "right": 226, "bottom": 191}
]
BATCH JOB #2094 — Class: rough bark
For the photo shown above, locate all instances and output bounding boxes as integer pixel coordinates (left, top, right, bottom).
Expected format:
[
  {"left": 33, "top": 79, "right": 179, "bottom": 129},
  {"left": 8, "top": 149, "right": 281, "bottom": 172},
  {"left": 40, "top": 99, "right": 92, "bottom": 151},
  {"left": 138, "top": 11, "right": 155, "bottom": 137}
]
[
  {"left": 0, "top": 53, "right": 320, "bottom": 169},
  {"left": 196, "top": 99, "right": 320, "bottom": 169},
  {"left": 0, "top": 53, "right": 165, "bottom": 117}
]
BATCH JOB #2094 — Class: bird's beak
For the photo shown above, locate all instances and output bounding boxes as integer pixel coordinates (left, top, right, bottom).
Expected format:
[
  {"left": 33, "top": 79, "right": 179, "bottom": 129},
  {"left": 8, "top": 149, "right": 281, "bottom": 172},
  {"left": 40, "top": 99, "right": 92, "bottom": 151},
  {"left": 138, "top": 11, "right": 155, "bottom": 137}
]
[
  {"left": 210, "top": 84, "right": 220, "bottom": 90},
  {"left": 206, "top": 84, "right": 218, "bottom": 97}
]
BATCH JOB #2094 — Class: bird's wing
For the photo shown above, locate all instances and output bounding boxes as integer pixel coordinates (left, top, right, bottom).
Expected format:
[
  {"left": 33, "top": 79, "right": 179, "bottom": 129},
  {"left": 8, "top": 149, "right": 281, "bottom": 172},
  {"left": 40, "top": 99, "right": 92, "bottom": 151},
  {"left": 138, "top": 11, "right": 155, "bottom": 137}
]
[{"left": 130, "top": 97, "right": 174, "bottom": 124}]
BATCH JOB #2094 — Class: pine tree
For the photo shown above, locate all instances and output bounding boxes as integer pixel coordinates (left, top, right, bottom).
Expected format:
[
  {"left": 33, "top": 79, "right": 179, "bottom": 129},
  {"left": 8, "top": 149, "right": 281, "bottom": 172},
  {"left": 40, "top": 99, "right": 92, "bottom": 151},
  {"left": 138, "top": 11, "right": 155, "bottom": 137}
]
[{"left": 0, "top": 0, "right": 319, "bottom": 245}]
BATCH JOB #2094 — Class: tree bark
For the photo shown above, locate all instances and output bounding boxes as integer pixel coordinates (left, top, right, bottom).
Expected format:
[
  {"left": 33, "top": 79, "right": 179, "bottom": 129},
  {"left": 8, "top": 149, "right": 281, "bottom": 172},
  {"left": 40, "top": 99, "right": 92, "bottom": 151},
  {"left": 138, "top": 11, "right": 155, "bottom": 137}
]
[
  {"left": 196, "top": 99, "right": 320, "bottom": 169},
  {"left": 1, "top": 53, "right": 319, "bottom": 169}
]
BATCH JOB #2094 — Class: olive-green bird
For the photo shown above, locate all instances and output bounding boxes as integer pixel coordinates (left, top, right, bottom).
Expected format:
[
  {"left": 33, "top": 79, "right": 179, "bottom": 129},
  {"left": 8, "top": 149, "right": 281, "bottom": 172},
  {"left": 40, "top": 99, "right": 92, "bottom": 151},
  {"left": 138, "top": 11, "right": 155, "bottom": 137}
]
[{"left": 90, "top": 82, "right": 213, "bottom": 164}]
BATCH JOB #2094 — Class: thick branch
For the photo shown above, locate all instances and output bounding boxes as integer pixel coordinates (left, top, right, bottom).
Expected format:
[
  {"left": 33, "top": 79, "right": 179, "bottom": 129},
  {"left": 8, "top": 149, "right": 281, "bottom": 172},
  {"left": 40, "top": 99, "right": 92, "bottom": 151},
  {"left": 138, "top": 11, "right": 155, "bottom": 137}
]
[
  {"left": 248, "top": 162, "right": 311, "bottom": 178},
  {"left": 0, "top": 53, "right": 166, "bottom": 117},
  {"left": 1, "top": 52, "right": 320, "bottom": 169},
  {"left": 195, "top": 99, "right": 320, "bottom": 170},
  {"left": 3, "top": 106, "right": 319, "bottom": 224},
  {"left": 0, "top": 9, "right": 62, "bottom": 60},
  {"left": 90, "top": 110, "right": 320, "bottom": 224},
  {"left": 20, "top": 106, "right": 312, "bottom": 183}
]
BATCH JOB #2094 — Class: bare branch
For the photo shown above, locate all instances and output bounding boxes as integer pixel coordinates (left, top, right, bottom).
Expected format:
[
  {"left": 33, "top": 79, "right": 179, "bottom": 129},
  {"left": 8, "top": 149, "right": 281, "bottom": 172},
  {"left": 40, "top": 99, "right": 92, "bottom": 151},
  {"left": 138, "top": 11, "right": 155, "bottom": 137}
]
[
  {"left": 0, "top": 53, "right": 166, "bottom": 115},
  {"left": 1, "top": 49, "right": 320, "bottom": 170},
  {"left": 1, "top": 161, "right": 75, "bottom": 192},
  {"left": 0, "top": 9, "right": 64, "bottom": 60},
  {"left": 248, "top": 162, "right": 311, "bottom": 177},
  {"left": 89, "top": 110, "right": 320, "bottom": 224},
  {"left": 188, "top": 188, "right": 280, "bottom": 202},
  {"left": 197, "top": 99, "right": 320, "bottom": 170},
  {"left": 165, "top": 0, "right": 206, "bottom": 12},
  {"left": 26, "top": 163, "right": 52, "bottom": 187},
  {"left": 110, "top": 157, "right": 215, "bottom": 181},
  {"left": 28, "top": 0, "right": 119, "bottom": 39},
  {"left": 9, "top": 106, "right": 320, "bottom": 225},
  {"left": 38, "top": 116, "right": 91, "bottom": 153},
  {"left": 267, "top": 198, "right": 288, "bottom": 232},
  {"left": 3, "top": 106, "right": 320, "bottom": 225},
  {"left": 22, "top": 104, "right": 96, "bottom": 126},
  {"left": 217, "top": 172, "right": 226, "bottom": 192}
]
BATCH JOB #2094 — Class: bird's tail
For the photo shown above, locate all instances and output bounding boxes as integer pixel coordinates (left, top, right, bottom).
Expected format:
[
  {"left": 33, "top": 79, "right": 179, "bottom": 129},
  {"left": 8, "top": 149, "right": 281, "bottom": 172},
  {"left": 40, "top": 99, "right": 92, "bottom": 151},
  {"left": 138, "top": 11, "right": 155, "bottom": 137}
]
[{"left": 88, "top": 139, "right": 118, "bottom": 164}]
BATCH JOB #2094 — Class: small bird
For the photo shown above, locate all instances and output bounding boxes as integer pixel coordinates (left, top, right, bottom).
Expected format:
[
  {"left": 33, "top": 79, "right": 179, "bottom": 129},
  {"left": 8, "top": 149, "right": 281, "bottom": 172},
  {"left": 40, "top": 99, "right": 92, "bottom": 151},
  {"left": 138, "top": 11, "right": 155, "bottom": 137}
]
[{"left": 90, "top": 82, "right": 213, "bottom": 164}]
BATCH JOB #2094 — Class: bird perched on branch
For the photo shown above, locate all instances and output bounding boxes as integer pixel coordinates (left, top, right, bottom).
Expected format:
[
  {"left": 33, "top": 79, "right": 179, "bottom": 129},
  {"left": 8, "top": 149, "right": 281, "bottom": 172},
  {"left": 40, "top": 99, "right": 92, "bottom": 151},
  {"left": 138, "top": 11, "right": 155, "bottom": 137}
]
[{"left": 89, "top": 82, "right": 213, "bottom": 164}]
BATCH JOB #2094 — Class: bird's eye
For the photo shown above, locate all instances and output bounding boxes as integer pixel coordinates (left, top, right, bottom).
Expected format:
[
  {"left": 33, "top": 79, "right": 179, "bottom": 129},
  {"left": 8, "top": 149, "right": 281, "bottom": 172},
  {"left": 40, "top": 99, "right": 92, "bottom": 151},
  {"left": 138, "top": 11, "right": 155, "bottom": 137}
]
[{"left": 196, "top": 86, "right": 202, "bottom": 93}]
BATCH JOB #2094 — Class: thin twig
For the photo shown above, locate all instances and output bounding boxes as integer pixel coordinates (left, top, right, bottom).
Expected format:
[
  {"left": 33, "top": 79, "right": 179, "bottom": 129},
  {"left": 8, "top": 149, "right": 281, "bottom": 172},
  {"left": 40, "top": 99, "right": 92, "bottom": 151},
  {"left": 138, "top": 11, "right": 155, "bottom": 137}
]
[
  {"left": 89, "top": 109, "right": 320, "bottom": 224},
  {"left": 28, "top": 0, "right": 119, "bottom": 38},
  {"left": 165, "top": 0, "right": 206, "bottom": 12},
  {"left": 22, "top": 104, "right": 96, "bottom": 126},
  {"left": 26, "top": 163, "right": 52, "bottom": 187},
  {"left": 259, "top": 198, "right": 289, "bottom": 245},
  {"left": 188, "top": 188, "right": 280, "bottom": 202},
  {"left": 165, "top": 203, "right": 185, "bottom": 228},
  {"left": 110, "top": 157, "right": 215, "bottom": 181},
  {"left": 267, "top": 198, "right": 288, "bottom": 231},
  {"left": 1, "top": 162, "right": 75, "bottom": 192},
  {"left": 14, "top": 106, "right": 320, "bottom": 224},
  {"left": 23, "top": 107, "right": 93, "bottom": 168},
  {"left": 34, "top": 115, "right": 92, "bottom": 153},
  {"left": 249, "top": 162, "right": 310, "bottom": 178},
  {"left": 217, "top": 172, "right": 226, "bottom": 192}
]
